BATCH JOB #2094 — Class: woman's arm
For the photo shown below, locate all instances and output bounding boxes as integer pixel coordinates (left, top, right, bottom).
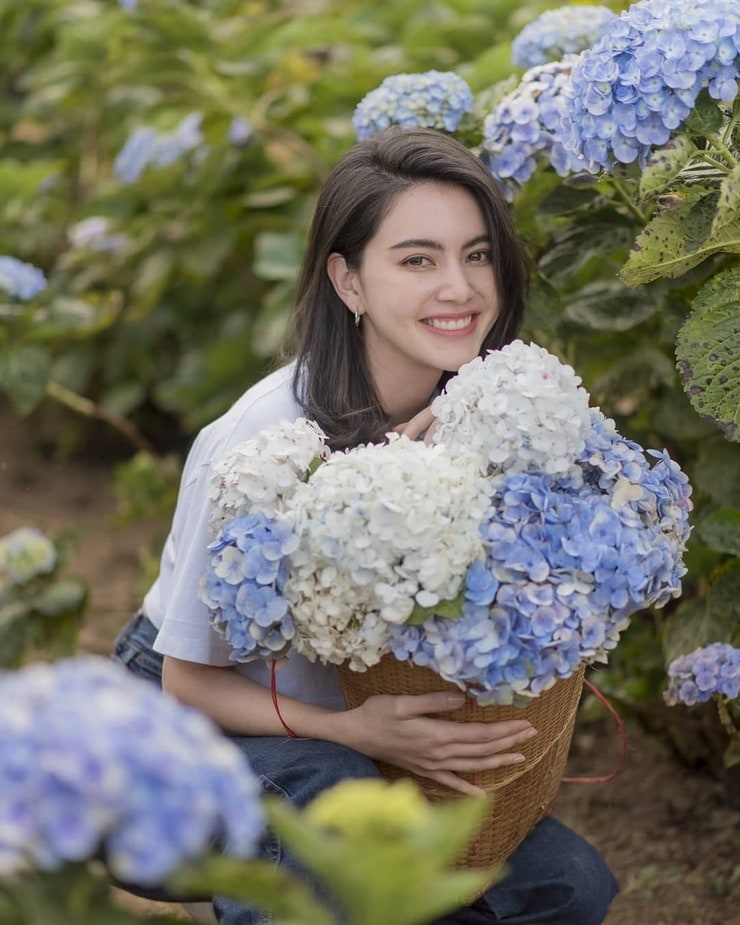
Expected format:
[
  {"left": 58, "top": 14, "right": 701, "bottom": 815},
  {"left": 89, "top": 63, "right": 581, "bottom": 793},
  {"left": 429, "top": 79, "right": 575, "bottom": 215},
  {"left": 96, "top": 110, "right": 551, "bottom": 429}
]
[{"left": 163, "top": 655, "right": 537, "bottom": 796}]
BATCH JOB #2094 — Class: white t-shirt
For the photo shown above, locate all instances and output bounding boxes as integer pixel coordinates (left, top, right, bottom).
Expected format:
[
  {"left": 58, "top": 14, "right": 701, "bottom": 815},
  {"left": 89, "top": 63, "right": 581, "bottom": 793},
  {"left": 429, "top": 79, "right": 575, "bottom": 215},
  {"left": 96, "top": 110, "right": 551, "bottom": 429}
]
[{"left": 145, "top": 362, "right": 345, "bottom": 710}]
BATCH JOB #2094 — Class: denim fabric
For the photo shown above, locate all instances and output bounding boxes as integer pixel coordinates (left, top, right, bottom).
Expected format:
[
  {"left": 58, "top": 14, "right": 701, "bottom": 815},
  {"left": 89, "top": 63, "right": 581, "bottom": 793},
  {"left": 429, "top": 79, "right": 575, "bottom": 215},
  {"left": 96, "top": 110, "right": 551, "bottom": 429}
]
[
  {"left": 112, "top": 614, "right": 618, "bottom": 925},
  {"left": 111, "top": 610, "right": 164, "bottom": 684}
]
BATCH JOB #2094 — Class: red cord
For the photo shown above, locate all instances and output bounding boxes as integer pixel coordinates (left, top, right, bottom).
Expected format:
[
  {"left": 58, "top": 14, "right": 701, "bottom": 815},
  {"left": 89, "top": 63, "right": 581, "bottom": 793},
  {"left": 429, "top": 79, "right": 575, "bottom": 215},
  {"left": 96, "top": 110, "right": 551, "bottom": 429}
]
[
  {"left": 561, "top": 677, "right": 627, "bottom": 784},
  {"left": 270, "top": 660, "right": 298, "bottom": 738}
]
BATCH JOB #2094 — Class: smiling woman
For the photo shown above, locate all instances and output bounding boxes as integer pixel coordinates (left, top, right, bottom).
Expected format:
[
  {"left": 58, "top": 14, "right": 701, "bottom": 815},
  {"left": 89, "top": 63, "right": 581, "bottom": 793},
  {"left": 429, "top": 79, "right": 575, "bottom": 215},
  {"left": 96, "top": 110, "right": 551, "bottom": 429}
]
[
  {"left": 110, "top": 128, "right": 618, "bottom": 925},
  {"left": 326, "top": 182, "right": 500, "bottom": 423}
]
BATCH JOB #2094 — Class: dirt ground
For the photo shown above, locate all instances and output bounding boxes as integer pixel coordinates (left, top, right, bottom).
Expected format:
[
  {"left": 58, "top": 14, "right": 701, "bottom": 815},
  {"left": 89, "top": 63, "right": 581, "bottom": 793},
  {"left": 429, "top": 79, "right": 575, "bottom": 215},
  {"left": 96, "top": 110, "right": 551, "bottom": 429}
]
[{"left": 1, "top": 411, "right": 738, "bottom": 925}]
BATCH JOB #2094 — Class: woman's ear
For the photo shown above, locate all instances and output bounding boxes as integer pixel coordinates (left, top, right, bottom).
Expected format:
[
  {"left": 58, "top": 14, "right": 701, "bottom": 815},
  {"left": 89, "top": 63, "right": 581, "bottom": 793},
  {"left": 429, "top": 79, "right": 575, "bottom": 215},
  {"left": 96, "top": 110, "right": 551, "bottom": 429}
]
[{"left": 326, "top": 252, "right": 362, "bottom": 315}]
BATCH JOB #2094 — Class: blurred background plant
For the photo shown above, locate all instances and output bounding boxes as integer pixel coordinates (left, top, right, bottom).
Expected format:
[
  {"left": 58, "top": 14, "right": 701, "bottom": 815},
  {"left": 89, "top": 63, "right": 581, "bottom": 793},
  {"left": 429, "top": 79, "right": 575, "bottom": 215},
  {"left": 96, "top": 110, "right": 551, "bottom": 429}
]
[
  {"left": 0, "top": 0, "right": 738, "bottom": 814},
  {"left": 0, "top": 526, "right": 87, "bottom": 667}
]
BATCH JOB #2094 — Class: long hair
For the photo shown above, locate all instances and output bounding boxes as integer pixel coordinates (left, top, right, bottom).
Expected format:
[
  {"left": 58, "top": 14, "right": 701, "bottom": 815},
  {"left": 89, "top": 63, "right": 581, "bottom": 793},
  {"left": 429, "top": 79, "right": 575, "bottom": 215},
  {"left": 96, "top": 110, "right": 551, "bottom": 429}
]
[{"left": 288, "top": 128, "right": 528, "bottom": 449}]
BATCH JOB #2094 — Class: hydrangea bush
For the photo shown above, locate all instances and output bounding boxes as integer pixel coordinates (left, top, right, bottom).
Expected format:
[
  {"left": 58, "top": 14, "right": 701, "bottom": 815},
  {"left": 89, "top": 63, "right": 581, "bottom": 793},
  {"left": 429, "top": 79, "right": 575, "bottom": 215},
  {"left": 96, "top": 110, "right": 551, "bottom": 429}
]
[
  {"left": 481, "top": 56, "right": 588, "bottom": 190},
  {"left": 204, "top": 342, "right": 692, "bottom": 704},
  {"left": 0, "top": 528, "right": 87, "bottom": 669},
  {"left": 0, "top": 256, "right": 47, "bottom": 302},
  {"left": 560, "top": 0, "right": 740, "bottom": 170},
  {"left": 664, "top": 642, "right": 740, "bottom": 706},
  {"left": 352, "top": 71, "right": 474, "bottom": 141},
  {"left": 0, "top": 656, "right": 264, "bottom": 885},
  {"left": 511, "top": 5, "right": 617, "bottom": 68}
]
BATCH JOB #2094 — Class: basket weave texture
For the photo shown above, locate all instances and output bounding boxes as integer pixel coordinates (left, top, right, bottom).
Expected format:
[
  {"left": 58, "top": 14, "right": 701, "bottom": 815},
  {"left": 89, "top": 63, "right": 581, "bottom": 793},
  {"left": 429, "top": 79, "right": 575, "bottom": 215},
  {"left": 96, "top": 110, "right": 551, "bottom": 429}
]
[{"left": 338, "top": 656, "right": 585, "bottom": 874}]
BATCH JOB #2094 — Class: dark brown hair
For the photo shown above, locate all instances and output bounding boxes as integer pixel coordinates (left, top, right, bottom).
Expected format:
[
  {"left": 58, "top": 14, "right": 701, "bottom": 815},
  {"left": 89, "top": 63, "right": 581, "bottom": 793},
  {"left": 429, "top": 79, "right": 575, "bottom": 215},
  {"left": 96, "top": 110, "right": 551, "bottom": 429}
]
[{"left": 288, "top": 128, "right": 528, "bottom": 449}]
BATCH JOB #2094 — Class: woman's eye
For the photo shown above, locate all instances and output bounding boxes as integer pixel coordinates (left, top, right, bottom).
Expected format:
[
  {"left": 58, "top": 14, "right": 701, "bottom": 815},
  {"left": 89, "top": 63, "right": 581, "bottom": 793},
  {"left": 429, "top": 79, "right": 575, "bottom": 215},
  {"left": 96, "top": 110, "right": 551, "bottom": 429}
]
[
  {"left": 402, "top": 255, "right": 432, "bottom": 267},
  {"left": 467, "top": 250, "right": 492, "bottom": 264}
]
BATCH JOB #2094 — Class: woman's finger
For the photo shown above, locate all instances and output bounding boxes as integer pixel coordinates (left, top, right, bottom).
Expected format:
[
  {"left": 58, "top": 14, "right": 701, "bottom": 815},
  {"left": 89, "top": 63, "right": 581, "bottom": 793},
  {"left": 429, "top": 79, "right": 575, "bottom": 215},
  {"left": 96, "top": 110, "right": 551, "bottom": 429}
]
[{"left": 393, "top": 406, "right": 436, "bottom": 441}]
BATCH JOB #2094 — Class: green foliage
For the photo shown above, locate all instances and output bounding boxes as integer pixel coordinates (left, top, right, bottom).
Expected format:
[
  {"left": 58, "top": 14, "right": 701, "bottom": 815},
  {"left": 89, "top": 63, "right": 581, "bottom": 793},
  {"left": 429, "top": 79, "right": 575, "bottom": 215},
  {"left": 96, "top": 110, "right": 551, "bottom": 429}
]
[{"left": 171, "top": 779, "right": 494, "bottom": 925}]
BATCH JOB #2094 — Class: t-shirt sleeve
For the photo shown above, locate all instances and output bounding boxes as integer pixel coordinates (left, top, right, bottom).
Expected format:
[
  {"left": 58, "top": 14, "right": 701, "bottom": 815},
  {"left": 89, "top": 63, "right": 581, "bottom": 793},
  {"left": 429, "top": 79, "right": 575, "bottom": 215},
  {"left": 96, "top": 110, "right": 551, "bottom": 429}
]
[{"left": 149, "top": 369, "right": 302, "bottom": 665}]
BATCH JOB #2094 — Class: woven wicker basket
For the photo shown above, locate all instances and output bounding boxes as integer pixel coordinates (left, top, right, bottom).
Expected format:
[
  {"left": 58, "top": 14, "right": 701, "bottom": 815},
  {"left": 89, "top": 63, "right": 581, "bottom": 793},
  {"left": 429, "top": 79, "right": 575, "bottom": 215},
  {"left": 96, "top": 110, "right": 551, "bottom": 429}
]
[{"left": 338, "top": 656, "right": 585, "bottom": 877}]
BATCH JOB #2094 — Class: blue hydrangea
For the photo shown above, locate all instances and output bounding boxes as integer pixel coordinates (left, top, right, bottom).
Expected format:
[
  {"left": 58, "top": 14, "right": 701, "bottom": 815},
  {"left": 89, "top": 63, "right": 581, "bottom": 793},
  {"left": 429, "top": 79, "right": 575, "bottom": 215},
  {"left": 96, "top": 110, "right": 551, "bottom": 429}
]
[
  {"left": 0, "top": 256, "right": 47, "bottom": 301},
  {"left": 201, "top": 511, "right": 299, "bottom": 662},
  {"left": 0, "top": 657, "right": 264, "bottom": 883},
  {"left": 561, "top": 0, "right": 740, "bottom": 171},
  {"left": 664, "top": 643, "right": 740, "bottom": 706},
  {"left": 352, "top": 71, "right": 474, "bottom": 141},
  {"left": 390, "top": 411, "right": 693, "bottom": 705},
  {"left": 113, "top": 113, "right": 204, "bottom": 183},
  {"left": 511, "top": 5, "right": 618, "bottom": 68},
  {"left": 228, "top": 116, "right": 253, "bottom": 146},
  {"left": 482, "top": 56, "right": 588, "bottom": 190}
]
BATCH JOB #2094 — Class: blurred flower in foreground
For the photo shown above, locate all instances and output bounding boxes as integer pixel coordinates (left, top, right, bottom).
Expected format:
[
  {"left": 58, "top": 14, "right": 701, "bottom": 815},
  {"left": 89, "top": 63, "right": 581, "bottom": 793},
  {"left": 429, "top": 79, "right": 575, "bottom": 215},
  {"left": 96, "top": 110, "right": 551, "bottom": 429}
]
[
  {"left": 482, "top": 56, "right": 588, "bottom": 193},
  {"left": 0, "top": 256, "right": 47, "bottom": 301},
  {"left": 352, "top": 71, "right": 473, "bottom": 140},
  {"left": 511, "top": 4, "right": 618, "bottom": 68},
  {"left": 664, "top": 642, "right": 740, "bottom": 706},
  {"left": 561, "top": 0, "right": 740, "bottom": 171},
  {"left": 114, "top": 113, "right": 204, "bottom": 183},
  {"left": 0, "top": 656, "right": 264, "bottom": 885}
]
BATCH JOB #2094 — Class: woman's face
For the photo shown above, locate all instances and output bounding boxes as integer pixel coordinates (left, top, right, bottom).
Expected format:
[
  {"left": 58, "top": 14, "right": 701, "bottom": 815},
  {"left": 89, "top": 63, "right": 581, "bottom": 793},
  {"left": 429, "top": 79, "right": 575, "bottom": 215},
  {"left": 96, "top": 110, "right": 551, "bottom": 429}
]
[{"left": 328, "top": 182, "right": 500, "bottom": 421}]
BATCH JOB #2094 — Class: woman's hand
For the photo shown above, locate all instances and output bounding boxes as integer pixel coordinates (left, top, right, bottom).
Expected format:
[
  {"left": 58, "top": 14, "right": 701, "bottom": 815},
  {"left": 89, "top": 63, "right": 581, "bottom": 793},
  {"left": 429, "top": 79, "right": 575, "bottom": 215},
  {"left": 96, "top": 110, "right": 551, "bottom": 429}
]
[
  {"left": 335, "top": 691, "right": 537, "bottom": 796},
  {"left": 393, "top": 406, "right": 438, "bottom": 444}
]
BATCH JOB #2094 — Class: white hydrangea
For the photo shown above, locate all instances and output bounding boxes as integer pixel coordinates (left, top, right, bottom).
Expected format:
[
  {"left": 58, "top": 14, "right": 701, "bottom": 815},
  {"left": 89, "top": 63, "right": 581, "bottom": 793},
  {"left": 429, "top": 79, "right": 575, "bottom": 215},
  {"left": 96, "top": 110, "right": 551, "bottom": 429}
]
[
  {"left": 283, "top": 436, "right": 489, "bottom": 671},
  {"left": 431, "top": 340, "right": 593, "bottom": 479},
  {"left": 208, "top": 418, "right": 329, "bottom": 534}
]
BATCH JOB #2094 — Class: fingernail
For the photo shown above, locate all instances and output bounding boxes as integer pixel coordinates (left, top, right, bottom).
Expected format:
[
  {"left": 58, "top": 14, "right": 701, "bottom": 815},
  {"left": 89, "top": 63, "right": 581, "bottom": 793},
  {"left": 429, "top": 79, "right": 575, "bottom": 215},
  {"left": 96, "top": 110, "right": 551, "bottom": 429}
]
[
  {"left": 523, "top": 727, "right": 537, "bottom": 739},
  {"left": 513, "top": 754, "right": 526, "bottom": 763},
  {"left": 449, "top": 694, "right": 466, "bottom": 706}
]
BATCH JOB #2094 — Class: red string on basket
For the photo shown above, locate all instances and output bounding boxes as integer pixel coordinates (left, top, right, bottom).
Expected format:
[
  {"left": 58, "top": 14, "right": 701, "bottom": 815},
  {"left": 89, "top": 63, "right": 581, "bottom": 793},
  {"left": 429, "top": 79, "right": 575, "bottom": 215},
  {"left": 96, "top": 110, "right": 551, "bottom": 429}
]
[
  {"left": 561, "top": 677, "right": 627, "bottom": 784},
  {"left": 270, "top": 660, "right": 298, "bottom": 738}
]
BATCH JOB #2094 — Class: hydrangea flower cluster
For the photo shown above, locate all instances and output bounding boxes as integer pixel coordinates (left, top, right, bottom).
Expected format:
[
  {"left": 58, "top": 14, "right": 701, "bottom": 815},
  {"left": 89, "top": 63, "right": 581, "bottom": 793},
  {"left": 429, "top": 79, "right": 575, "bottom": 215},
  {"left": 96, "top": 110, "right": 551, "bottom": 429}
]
[
  {"left": 0, "top": 256, "right": 47, "bottom": 301},
  {"left": 392, "top": 404, "right": 693, "bottom": 705},
  {"left": 0, "top": 657, "right": 264, "bottom": 883},
  {"left": 432, "top": 340, "right": 593, "bottom": 479},
  {"left": 283, "top": 437, "right": 488, "bottom": 670},
  {"left": 204, "top": 343, "right": 692, "bottom": 703},
  {"left": 207, "top": 417, "right": 328, "bottom": 535},
  {"left": 511, "top": 5, "right": 618, "bottom": 68},
  {"left": 664, "top": 643, "right": 740, "bottom": 705},
  {"left": 352, "top": 71, "right": 474, "bottom": 141},
  {"left": 560, "top": 0, "right": 740, "bottom": 171},
  {"left": 0, "top": 527, "right": 57, "bottom": 586},
  {"left": 201, "top": 511, "right": 298, "bottom": 662},
  {"left": 481, "top": 57, "right": 588, "bottom": 190},
  {"left": 113, "top": 112, "right": 204, "bottom": 184},
  {"left": 68, "top": 217, "right": 129, "bottom": 254}
]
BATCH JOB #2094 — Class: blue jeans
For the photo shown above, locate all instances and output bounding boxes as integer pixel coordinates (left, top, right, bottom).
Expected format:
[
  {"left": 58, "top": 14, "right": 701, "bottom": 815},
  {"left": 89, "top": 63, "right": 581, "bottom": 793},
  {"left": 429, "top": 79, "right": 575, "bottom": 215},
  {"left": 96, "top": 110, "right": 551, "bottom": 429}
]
[{"left": 112, "top": 613, "right": 619, "bottom": 925}]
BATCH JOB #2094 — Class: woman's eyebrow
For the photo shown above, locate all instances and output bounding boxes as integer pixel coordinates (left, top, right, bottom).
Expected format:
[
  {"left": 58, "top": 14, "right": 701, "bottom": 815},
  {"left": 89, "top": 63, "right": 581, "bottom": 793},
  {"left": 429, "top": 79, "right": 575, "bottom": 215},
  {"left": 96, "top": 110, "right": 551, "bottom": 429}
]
[{"left": 389, "top": 233, "right": 490, "bottom": 251}]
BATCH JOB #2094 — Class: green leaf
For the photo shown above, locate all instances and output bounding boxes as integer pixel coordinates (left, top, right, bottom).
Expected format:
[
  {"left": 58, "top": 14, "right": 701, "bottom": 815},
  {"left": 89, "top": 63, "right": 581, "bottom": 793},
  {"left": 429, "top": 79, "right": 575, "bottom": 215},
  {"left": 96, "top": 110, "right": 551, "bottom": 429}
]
[
  {"left": 639, "top": 136, "right": 699, "bottom": 199},
  {"left": 0, "top": 344, "right": 51, "bottom": 415},
  {"left": 253, "top": 231, "right": 303, "bottom": 282},
  {"left": 711, "top": 164, "right": 740, "bottom": 237},
  {"left": 696, "top": 509, "right": 740, "bottom": 556},
  {"left": 407, "top": 588, "right": 466, "bottom": 626},
  {"left": 169, "top": 857, "right": 336, "bottom": 925},
  {"left": 694, "top": 440, "right": 740, "bottom": 506},
  {"left": 563, "top": 281, "right": 663, "bottom": 331},
  {"left": 620, "top": 194, "right": 740, "bottom": 286},
  {"left": 685, "top": 90, "right": 725, "bottom": 136},
  {"left": 675, "top": 267, "right": 740, "bottom": 441}
]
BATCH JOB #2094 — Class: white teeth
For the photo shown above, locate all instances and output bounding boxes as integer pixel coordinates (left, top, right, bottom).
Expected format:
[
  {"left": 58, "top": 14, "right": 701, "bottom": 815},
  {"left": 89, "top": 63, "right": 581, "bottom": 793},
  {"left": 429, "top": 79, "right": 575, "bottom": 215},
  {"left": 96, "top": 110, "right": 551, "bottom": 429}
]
[{"left": 425, "top": 315, "right": 473, "bottom": 331}]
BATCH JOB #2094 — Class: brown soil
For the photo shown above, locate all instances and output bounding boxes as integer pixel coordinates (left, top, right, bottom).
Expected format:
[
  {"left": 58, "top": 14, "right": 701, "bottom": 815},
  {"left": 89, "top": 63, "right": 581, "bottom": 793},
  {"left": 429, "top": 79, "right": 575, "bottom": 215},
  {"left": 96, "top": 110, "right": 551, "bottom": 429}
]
[{"left": 1, "top": 413, "right": 738, "bottom": 925}]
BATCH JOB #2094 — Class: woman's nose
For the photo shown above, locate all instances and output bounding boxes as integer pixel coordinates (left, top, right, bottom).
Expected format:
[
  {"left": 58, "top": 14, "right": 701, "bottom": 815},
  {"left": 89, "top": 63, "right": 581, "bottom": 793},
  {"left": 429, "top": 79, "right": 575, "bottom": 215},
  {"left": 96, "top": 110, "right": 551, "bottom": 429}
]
[{"left": 437, "top": 262, "right": 474, "bottom": 301}]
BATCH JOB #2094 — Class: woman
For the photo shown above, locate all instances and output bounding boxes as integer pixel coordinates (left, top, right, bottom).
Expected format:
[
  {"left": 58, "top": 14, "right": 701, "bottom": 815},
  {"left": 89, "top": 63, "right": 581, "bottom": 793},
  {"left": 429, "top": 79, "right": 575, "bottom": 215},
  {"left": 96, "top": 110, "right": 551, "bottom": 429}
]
[{"left": 113, "top": 127, "right": 618, "bottom": 924}]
